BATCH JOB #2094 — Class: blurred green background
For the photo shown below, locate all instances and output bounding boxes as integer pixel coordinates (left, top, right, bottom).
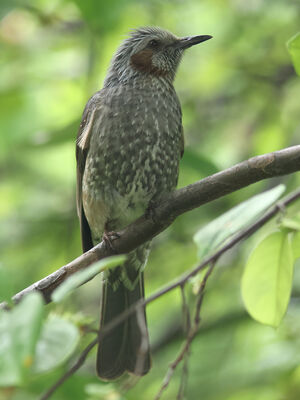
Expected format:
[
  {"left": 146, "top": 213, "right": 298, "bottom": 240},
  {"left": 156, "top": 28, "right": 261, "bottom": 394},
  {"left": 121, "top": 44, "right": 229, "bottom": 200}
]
[{"left": 1, "top": 0, "right": 300, "bottom": 399}]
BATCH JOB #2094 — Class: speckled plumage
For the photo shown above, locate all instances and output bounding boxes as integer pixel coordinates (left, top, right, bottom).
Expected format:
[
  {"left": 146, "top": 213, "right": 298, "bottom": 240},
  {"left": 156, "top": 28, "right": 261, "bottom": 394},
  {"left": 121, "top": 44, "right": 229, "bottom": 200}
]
[
  {"left": 76, "top": 26, "right": 211, "bottom": 380},
  {"left": 82, "top": 79, "right": 183, "bottom": 236}
]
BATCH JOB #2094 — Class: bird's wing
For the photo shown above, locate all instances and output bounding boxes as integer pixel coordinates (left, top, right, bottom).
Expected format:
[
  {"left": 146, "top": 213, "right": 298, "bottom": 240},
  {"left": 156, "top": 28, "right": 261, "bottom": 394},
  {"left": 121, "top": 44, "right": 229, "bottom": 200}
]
[
  {"left": 76, "top": 96, "right": 101, "bottom": 252},
  {"left": 180, "top": 124, "right": 185, "bottom": 158}
]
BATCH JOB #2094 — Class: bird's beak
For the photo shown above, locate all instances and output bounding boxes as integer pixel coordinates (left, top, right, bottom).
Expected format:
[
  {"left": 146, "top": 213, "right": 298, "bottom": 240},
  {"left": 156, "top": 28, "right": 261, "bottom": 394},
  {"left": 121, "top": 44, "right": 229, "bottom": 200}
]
[{"left": 175, "top": 35, "right": 212, "bottom": 49}]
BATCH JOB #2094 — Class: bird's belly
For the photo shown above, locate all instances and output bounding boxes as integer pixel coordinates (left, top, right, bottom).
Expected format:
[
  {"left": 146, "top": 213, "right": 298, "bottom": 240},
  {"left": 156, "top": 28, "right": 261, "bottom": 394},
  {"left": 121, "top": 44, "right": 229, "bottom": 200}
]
[{"left": 82, "top": 140, "right": 179, "bottom": 236}]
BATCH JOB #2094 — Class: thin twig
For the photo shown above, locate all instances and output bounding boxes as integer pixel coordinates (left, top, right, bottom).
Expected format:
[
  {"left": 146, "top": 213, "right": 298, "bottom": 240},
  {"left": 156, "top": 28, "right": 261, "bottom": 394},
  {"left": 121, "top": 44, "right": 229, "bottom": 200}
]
[
  {"left": 180, "top": 284, "right": 191, "bottom": 335},
  {"left": 134, "top": 305, "right": 150, "bottom": 376},
  {"left": 176, "top": 262, "right": 216, "bottom": 400},
  {"left": 154, "top": 262, "right": 216, "bottom": 400},
  {"left": 177, "top": 352, "right": 189, "bottom": 400}
]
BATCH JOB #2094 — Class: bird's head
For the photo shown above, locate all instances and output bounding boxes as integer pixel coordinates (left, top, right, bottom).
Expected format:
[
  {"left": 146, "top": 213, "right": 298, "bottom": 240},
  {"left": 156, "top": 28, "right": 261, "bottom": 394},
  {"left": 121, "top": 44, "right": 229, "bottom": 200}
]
[{"left": 104, "top": 27, "right": 212, "bottom": 86}]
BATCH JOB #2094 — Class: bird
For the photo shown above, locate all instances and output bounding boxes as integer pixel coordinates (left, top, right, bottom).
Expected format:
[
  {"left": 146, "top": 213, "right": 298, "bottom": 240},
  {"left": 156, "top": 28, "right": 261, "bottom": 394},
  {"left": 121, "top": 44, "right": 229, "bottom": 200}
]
[{"left": 76, "top": 26, "right": 212, "bottom": 380}]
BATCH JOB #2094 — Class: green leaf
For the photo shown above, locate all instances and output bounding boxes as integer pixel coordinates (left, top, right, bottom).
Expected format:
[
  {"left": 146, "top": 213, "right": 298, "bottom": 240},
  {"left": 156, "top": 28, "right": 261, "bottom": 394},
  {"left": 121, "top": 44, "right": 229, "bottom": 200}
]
[
  {"left": 281, "top": 217, "right": 300, "bottom": 232},
  {"left": 194, "top": 185, "right": 286, "bottom": 259},
  {"left": 0, "top": 292, "right": 44, "bottom": 386},
  {"left": 287, "top": 32, "right": 300, "bottom": 76},
  {"left": 52, "top": 255, "right": 126, "bottom": 302},
  {"left": 241, "top": 231, "right": 294, "bottom": 327},
  {"left": 291, "top": 231, "right": 300, "bottom": 260},
  {"left": 33, "top": 316, "right": 80, "bottom": 373}
]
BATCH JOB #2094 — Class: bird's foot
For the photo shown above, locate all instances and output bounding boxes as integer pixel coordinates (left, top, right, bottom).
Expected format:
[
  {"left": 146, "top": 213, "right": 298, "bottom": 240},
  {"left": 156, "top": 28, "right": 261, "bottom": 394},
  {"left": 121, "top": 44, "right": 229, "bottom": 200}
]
[{"left": 102, "top": 231, "right": 120, "bottom": 251}]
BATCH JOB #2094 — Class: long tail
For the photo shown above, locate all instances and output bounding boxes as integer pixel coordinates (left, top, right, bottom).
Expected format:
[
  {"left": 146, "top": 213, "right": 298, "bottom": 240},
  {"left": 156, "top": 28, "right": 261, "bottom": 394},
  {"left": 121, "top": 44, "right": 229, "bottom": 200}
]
[{"left": 96, "top": 268, "right": 151, "bottom": 380}]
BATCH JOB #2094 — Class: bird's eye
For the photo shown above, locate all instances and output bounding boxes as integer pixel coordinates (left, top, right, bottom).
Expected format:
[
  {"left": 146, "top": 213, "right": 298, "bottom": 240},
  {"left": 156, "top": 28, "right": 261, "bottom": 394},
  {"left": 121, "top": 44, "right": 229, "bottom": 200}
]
[{"left": 148, "top": 39, "right": 159, "bottom": 48}]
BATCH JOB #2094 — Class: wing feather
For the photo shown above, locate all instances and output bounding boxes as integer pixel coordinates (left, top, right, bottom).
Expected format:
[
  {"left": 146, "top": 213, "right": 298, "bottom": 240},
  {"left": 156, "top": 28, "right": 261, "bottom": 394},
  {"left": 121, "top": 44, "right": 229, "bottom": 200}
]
[
  {"left": 180, "top": 125, "right": 184, "bottom": 158},
  {"left": 76, "top": 96, "right": 102, "bottom": 252}
]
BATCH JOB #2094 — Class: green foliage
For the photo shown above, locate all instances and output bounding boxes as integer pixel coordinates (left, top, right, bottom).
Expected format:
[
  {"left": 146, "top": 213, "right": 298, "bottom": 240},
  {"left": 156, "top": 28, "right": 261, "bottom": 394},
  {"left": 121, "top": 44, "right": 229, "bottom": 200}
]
[
  {"left": 1, "top": 0, "right": 300, "bottom": 399},
  {"left": 33, "top": 315, "right": 80, "bottom": 373},
  {"left": 291, "top": 230, "right": 300, "bottom": 259},
  {"left": 287, "top": 32, "right": 300, "bottom": 76},
  {"left": 241, "top": 231, "right": 294, "bottom": 327},
  {"left": 193, "top": 185, "right": 286, "bottom": 259},
  {"left": 0, "top": 293, "right": 44, "bottom": 386},
  {"left": 241, "top": 205, "right": 300, "bottom": 328},
  {"left": 71, "top": 0, "right": 133, "bottom": 32},
  {"left": 0, "top": 293, "right": 81, "bottom": 387}
]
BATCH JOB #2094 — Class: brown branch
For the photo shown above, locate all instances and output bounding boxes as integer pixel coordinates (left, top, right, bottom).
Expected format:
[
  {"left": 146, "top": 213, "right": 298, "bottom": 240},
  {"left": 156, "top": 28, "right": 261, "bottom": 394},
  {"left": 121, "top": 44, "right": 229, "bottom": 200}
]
[
  {"left": 40, "top": 188, "right": 300, "bottom": 399},
  {"left": 8, "top": 145, "right": 300, "bottom": 305}
]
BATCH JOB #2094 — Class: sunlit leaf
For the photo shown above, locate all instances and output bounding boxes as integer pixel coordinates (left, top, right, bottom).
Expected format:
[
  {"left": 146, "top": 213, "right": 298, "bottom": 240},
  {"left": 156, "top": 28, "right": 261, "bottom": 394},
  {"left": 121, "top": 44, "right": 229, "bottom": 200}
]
[
  {"left": 52, "top": 255, "right": 126, "bottom": 302},
  {"left": 291, "top": 231, "right": 300, "bottom": 260},
  {"left": 194, "top": 185, "right": 286, "bottom": 259},
  {"left": 287, "top": 32, "right": 300, "bottom": 76},
  {"left": 281, "top": 217, "right": 300, "bottom": 232},
  {"left": 33, "top": 316, "right": 80, "bottom": 373},
  {"left": 0, "top": 293, "right": 44, "bottom": 386},
  {"left": 241, "top": 231, "right": 294, "bottom": 327}
]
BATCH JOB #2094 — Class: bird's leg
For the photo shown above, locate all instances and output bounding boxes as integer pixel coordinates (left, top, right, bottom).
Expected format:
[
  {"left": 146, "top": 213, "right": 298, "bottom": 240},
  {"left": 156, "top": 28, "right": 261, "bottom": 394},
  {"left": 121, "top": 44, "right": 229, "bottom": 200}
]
[{"left": 102, "top": 223, "right": 120, "bottom": 251}]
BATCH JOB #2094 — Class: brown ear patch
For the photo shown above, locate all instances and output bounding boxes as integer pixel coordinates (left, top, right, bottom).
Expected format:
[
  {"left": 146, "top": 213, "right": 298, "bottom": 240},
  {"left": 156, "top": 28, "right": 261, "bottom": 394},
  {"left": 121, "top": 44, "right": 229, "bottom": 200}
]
[{"left": 130, "top": 49, "right": 167, "bottom": 77}]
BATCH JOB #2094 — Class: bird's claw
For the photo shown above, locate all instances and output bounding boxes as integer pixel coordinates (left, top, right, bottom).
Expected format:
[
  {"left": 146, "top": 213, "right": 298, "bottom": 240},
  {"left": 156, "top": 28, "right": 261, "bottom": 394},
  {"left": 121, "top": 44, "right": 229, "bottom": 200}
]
[{"left": 102, "top": 231, "right": 120, "bottom": 251}]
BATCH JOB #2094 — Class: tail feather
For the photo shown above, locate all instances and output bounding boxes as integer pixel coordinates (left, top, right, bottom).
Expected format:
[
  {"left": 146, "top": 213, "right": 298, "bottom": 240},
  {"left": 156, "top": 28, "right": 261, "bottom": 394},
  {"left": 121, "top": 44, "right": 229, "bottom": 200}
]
[
  {"left": 96, "top": 270, "right": 128, "bottom": 379},
  {"left": 96, "top": 269, "right": 151, "bottom": 380},
  {"left": 126, "top": 273, "right": 151, "bottom": 375}
]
